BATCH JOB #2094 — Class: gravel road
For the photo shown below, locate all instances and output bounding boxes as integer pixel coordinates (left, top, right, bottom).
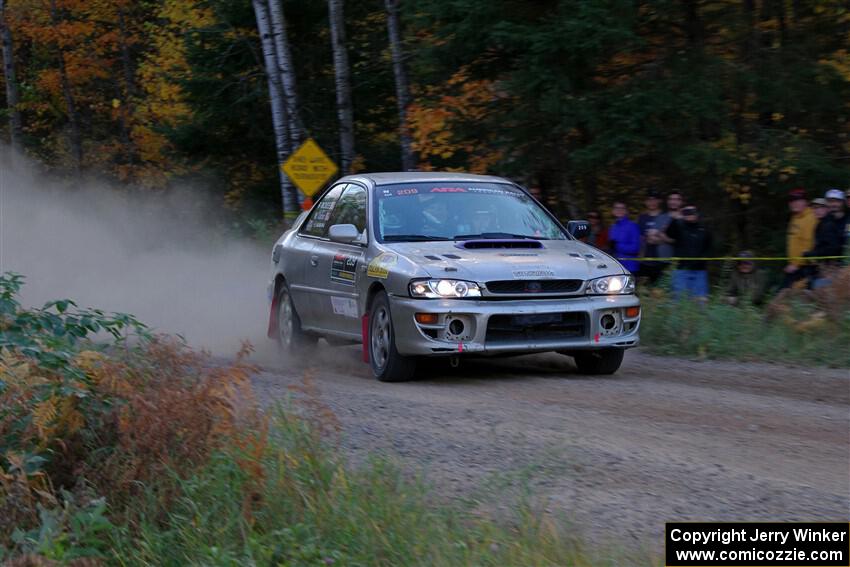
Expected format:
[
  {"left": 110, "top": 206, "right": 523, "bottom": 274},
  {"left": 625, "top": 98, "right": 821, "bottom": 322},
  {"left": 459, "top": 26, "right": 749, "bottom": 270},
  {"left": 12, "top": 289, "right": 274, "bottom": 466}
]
[{"left": 251, "top": 346, "right": 850, "bottom": 554}]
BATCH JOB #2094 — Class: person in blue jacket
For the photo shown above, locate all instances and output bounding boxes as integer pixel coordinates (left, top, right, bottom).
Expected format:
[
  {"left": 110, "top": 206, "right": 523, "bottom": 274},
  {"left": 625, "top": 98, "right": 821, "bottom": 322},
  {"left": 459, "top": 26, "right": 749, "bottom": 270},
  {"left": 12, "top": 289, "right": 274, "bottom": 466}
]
[{"left": 607, "top": 201, "right": 641, "bottom": 273}]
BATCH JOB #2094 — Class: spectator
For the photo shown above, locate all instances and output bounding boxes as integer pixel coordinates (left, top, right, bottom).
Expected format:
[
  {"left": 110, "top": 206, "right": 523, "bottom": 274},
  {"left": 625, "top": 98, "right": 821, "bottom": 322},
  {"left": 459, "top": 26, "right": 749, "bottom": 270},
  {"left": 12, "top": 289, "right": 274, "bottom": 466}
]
[
  {"left": 725, "top": 251, "right": 767, "bottom": 306},
  {"left": 585, "top": 210, "right": 608, "bottom": 249},
  {"left": 666, "top": 190, "right": 684, "bottom": 220},
  {"left": 824, "top": 189, "right": 850, "bottom": 229},
  {"left": 804, "top": 197, "right": 844, "bottom": 288},
  {"left": 844, "top": 189, "right": 850, "bottom": 265},
  {"left": 825, "top": 188, "right": 848, "bottom": 244},
  {"left": 782, "top": 188, "right": 817, "bottom": 288},
  {"left": 637, "top": 189, "right": 672, "bottom": 284},
  {"left": 607, "top": 202, "right": 641, "bottom": 273},
  {"left": 665, "top": 205, "right": 712, "bottom": 299}
]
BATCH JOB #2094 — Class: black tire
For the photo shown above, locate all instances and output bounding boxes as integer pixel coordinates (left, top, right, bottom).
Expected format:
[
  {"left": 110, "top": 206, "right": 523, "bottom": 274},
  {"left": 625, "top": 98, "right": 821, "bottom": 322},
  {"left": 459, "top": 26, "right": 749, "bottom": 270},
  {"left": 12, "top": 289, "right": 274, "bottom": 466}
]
[
  {"left": 369, "top": 292, "right": 417, "bottom": 382},
  {"left": 276, "top": 285, "right": 316, "bottom": 354},
  {"left": 572, "top": 348, "right": 625, "bottom": 375}
]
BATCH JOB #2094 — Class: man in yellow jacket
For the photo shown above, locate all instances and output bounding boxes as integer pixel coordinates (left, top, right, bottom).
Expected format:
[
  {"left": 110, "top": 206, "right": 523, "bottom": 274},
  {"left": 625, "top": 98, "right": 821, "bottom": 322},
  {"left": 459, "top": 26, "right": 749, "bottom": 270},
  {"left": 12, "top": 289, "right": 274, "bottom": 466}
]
[{"left": 782, "top": 188, "right": 817, "bottom": 288}]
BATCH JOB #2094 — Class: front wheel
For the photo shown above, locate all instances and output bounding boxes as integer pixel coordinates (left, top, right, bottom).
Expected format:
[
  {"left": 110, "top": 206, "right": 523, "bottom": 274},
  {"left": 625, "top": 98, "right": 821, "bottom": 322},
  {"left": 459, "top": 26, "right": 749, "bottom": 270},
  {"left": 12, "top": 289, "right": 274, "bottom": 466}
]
[
  {"left": 572, "top": 348, "right": 625, "bottom": 375},
  {"left": 369, "top": 292, "right": 417, "bottom": 382}
]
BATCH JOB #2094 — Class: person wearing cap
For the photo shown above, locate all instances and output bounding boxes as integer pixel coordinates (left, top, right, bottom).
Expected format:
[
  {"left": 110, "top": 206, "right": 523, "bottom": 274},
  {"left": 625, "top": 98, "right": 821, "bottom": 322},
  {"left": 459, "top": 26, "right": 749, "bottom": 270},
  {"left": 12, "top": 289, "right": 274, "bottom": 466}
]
[
  {"left": 804, "top": 197, "right": 845, "bottom": 288},
  {"left": 664, "top": 204, "right": 712, "bottom": 299},
  {"left": 637, "top": 189, "right": 672, "bottom": 284},
  {"left": 824, "top": 188, "right": 848, "bottom": 254},
  {"left": 607, "top": 201, "right": 641, "bottom": 273},
  {"left": 781, "top": 188, "right": 817, "bottom": 289},
  {"left": 725, "top": 251, "right": 767, "bottom": 306}
]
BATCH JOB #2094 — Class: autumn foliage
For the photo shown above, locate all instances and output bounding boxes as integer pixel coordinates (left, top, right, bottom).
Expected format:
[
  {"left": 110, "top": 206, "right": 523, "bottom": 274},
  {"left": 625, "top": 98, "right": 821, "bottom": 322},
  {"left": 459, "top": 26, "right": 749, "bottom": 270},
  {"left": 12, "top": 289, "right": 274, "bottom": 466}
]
[
  {"left": 0, "top": 273, "right": 266, "bottom": 556},
  {"left": 1, "top": 0, "right": 849, "bottom": 246}
]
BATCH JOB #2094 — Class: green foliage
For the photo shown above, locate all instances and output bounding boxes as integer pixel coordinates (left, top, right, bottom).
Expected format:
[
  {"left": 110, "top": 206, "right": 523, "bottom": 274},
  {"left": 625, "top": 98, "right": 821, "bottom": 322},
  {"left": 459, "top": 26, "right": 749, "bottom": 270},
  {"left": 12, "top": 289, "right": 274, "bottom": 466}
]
[
  {"left": 640, "top": 291, "right": 850, "bottom": 367},
  {"left": 1, "top": 274, "right": 628, "bottom": 565},
  {"left": 11, "top": 493, "right": 114, "bottom": 562},
  {"left": 405, "top": 0, "right": 850, "bottom": 251},
  {"left": 109, "top": 411, "right": 613, "bottom": 567},
  {"left": 0, "top": 272, "right": 149, "bottom": 477}
]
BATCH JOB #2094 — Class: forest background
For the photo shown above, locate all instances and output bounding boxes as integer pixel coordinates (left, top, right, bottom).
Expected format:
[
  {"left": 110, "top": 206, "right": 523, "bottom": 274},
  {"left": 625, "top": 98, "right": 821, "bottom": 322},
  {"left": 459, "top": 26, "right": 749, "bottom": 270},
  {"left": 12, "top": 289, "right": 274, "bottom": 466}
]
[{"left": 1, "top": 0, "right": 849, "bottom": 255}]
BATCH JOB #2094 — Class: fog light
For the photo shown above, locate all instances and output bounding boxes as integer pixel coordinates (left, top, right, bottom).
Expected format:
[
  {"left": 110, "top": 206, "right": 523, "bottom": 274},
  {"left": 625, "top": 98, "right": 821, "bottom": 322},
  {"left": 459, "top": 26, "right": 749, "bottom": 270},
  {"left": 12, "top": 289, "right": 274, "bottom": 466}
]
[
  {"left": 448, "top": 319, "right": 465, "bottom": 335},
  {"left": 415, "top": 313, "right": 439, "bottom": 325},
  {"left": 601, "top": 314, "right": 616, "bottom": 330},
  {"left": 625, "top": 306, "right": 640, "bottom": 318}
]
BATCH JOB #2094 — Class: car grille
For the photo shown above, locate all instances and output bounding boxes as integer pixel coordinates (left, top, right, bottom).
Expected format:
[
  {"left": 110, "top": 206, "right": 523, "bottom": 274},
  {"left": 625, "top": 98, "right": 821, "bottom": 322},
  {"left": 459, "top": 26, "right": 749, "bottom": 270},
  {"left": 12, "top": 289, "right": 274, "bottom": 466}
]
[
  {"left": 485, "top": 279, "right": 583, "bottom": 294},
  {"left": 485, "top": 312, "right": 587, "bottom": 344}
]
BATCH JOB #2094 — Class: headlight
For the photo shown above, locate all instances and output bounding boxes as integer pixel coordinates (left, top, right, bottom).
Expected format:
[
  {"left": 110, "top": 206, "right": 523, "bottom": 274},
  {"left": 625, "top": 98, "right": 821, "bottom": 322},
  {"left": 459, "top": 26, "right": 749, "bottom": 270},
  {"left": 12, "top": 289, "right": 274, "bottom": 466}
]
[
  {"left": 586, "top": 275, "right": 635, "bottom": 295},
  {"left": 409, "top": 279, "right": 482, "bottom": 299}
]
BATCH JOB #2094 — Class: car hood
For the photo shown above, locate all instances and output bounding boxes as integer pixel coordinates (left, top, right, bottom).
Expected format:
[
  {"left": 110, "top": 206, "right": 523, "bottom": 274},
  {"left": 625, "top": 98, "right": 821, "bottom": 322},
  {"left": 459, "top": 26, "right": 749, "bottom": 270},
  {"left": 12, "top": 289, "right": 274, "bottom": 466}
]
[{"left": 383, "top": 239, "right": 625, "bottom": 282}]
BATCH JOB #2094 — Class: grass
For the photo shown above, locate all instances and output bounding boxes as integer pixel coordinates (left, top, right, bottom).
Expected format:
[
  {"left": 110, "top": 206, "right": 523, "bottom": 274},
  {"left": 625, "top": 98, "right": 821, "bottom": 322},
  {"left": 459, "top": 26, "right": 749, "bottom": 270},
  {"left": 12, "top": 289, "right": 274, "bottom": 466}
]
[
  {"left": 105, "top": 412, "right": 626, "bottom": 567},
  {"left": 638, "top": 269, "right": 850, "bottom": 367},
  {"left": 1, "top": 272, "right": 642, "bottom": 566}
]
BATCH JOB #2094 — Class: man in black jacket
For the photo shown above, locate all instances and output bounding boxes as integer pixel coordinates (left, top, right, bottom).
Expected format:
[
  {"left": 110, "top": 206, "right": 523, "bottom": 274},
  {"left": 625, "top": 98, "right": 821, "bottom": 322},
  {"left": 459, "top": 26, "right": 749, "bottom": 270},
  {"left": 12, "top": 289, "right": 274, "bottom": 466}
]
[
  {"left": 805, "top": 198, "right": 844, "bottom": 288},
  {"left": 665, "top": 205, "right": 712, "bottom": 299}
]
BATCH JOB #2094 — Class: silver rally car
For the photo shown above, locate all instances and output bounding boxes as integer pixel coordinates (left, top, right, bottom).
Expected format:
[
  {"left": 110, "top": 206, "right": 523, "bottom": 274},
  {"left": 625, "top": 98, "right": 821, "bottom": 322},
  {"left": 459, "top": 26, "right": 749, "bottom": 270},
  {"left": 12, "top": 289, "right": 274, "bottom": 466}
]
[{"left": 267, "top": 172, "right": 640, "bottom": 382}]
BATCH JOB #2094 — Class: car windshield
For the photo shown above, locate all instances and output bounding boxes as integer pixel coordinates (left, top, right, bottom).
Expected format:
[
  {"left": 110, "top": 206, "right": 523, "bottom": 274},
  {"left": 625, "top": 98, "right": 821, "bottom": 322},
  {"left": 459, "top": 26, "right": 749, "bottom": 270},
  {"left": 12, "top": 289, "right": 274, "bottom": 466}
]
[{"left": 374, "top": 183, "right": 567, "bottom": 242}]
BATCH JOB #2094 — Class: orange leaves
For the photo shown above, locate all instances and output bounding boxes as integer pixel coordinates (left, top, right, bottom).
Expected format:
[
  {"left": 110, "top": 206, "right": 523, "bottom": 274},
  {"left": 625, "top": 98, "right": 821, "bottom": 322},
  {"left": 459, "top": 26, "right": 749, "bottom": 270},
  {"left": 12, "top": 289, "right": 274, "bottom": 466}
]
[{"left": 408, "top": 66, "right": 508, "bottom": 173}]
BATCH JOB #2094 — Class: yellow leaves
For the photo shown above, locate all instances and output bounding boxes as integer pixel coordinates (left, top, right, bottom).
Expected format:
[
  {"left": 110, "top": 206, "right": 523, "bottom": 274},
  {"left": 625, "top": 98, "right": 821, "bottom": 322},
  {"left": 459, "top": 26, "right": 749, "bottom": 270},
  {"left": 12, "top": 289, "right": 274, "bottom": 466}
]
[
  {"left": 31, "top": 394, "right": 84, "bottom": 445},
  {"left": 32, "top": 397, "right": 59, "bottom": 441},
  {"left": 75, "top": 349, "right": 106, "bottom": 373}
]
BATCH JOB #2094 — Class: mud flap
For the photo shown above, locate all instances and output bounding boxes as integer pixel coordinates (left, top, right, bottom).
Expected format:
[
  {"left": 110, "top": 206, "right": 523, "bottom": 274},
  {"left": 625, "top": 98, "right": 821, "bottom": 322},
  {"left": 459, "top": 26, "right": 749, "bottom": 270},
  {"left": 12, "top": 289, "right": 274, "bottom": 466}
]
[{"left": 361, "top": 314, "right": 369, "bottom": 363}]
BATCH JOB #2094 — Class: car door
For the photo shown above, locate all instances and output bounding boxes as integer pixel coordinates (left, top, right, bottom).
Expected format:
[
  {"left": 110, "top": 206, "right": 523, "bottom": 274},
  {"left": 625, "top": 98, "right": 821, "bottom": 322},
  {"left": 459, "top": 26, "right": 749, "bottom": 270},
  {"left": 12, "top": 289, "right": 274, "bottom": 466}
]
[
  {"left": 289, "top": 184, "right": 345, "bottom": 328},
  {"left": 302, "top": 183, "right": 368, "bottom": 336}
]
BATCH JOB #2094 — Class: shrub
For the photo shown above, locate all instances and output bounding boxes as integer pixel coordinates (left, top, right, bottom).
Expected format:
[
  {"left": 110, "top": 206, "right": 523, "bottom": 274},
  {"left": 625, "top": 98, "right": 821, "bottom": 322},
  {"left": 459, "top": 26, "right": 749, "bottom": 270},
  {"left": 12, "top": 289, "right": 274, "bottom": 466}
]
[
  {"left": 1, "top": 272, "right": 634, "bottom": 565},
  {"left": 0, "top": 273, "right": 264, "bottom": 556},
  {"left": 639, "top": 267, "right": 850, "bottom": 367}
]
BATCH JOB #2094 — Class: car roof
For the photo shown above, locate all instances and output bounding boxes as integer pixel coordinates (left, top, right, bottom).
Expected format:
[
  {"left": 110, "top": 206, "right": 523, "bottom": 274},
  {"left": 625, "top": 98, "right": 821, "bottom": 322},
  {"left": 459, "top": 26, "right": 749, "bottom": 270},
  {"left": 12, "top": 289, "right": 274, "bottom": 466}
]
[{"left": 341, "top": 171, "right": 514, "bottom": 187}]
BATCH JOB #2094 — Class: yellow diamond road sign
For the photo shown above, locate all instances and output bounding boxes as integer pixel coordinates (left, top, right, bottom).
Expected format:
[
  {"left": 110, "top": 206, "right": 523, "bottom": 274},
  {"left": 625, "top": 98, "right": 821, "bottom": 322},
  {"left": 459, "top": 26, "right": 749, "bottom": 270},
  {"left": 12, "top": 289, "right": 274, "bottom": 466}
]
[{"left": 282, "top": 138, "right": 338, "bottom": 197}]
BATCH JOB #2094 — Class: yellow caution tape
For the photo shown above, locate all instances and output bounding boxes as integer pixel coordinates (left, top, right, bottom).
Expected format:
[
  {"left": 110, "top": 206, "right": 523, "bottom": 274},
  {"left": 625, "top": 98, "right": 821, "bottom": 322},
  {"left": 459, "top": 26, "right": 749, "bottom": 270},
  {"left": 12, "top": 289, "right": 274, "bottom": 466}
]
[{"left": 619, "top": 256, "right": 848, "bottom": 262}]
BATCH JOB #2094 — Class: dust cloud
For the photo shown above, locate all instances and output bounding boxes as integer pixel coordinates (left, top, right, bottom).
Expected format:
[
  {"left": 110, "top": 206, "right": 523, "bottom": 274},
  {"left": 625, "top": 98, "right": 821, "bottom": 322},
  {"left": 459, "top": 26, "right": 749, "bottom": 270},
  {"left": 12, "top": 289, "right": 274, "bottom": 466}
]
[{"left": 0, "top": 148, "right": 278, "bottom": 357}]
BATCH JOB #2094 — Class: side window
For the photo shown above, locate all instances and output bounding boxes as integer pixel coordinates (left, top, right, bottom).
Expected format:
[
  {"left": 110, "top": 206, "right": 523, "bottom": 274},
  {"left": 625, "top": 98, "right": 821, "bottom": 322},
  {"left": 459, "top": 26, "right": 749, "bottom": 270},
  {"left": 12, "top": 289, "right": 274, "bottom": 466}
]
[
  {"left": 326, "top": 184, "right": 367, "bottom": 237},
  {"left": 300, "top": 184, "right": 345, "bottom": 237}
]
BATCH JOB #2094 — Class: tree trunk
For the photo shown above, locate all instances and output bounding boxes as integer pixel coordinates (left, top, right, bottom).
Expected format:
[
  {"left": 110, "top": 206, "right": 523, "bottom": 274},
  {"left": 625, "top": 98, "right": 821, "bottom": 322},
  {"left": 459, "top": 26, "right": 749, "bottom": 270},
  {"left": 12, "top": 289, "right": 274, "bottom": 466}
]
[
  {"left": 50, "top": 0, "right": 83, "bottom": 173},
  {"left": 267, "top": 0, "right": 302, "bottom": 151},
  {"left": 384, "top": 0, "right": 415, "bottom": 171},
  {"left": 327, "top": 0, "right": 355, "bottom": 174},
  {"left": 116, "top": 6, "right": 136, "bottom": 167},
  {"left": 252, "top": 0, "right": 298, "bottom": 219},
  {"left": 0, "top": 0, "right": 23, "bottom": 152}
]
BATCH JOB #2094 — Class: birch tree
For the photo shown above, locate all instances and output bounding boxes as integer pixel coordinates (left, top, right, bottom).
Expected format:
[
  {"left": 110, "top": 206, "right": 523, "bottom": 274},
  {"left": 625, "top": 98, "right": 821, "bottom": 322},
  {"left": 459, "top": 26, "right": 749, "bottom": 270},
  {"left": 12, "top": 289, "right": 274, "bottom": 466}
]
[
  {"left": 267, "top": 0, "right": 301, "bottom": 150},
  {"left": 0, "top": 0, "right": 22, "bottom": 152},
  {"left": 384, "top": 0, "right": 415, "bottom": 171},
  {"left": 252, "top": 0, "right": 298, "bottom": 219},
  {"left": 327, "top": 0, "right": 354, "bottom": 174}
]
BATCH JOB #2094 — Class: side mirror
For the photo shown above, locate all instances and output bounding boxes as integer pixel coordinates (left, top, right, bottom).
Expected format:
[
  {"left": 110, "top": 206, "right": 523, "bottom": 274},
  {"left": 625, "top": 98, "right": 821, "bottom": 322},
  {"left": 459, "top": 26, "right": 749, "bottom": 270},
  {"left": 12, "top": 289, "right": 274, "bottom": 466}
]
[
  {"left": 328, "top": 223, "right": 360, "bottom": 243},
  {"left": 567, "top": 220, "right": 590, "bottom": 239}
]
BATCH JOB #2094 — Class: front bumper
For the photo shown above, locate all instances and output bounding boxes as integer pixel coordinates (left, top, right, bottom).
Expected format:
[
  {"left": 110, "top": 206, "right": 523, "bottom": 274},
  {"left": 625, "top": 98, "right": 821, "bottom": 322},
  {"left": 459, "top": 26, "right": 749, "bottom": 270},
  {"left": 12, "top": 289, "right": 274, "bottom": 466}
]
[{"left": 389, "top": 294, "right": 640, "bottom": 356}]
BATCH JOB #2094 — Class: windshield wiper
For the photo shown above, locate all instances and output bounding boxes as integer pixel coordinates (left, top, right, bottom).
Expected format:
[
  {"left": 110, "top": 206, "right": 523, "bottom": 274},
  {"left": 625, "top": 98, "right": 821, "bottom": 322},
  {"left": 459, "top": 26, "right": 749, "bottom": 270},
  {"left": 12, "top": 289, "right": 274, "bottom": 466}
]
[
  {"left": 382, "top": 234, "right": 453, "bottom": 242},
  {"left": 454, "top": 232, "right": 543, "bottom": 240}
]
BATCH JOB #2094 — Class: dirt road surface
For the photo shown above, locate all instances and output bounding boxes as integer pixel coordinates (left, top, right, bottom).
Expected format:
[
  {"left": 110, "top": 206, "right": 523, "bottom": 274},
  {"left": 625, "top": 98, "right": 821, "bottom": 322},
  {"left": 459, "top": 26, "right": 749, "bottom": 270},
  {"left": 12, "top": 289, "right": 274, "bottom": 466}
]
[{"left": 251, "top": 347, "right": 850, "bottom": 554}]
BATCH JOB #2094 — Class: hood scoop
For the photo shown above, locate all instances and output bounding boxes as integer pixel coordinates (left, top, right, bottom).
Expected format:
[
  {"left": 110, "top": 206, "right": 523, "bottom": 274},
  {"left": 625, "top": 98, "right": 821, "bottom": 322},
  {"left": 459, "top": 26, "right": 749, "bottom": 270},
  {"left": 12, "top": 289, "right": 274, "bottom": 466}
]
[{"left": 457, "top": 239, "right": 544, "bottom": 250}]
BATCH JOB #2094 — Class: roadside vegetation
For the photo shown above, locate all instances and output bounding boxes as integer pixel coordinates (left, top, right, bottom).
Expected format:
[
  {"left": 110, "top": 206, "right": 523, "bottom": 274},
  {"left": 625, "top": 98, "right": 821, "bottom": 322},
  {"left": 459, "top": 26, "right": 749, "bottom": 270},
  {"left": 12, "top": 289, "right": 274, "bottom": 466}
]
[
  {"left": 1, "top": 271, "right": 629, "bottom": 566},
  {"left": 640, "top": 267, "right": 850, "bottom": 368}
]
